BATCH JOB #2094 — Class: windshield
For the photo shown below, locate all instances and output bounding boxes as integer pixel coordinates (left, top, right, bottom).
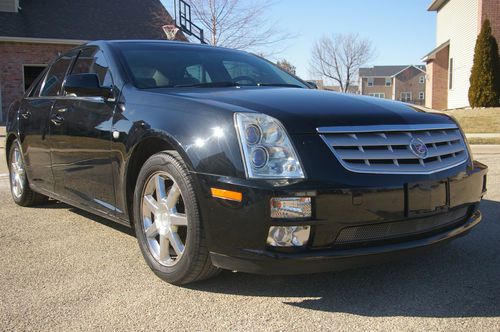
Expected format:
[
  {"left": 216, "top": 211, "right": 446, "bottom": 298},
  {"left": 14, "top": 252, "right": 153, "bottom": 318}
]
[{"left": 117, "top": 43, "right": 308, "bottom": 89}]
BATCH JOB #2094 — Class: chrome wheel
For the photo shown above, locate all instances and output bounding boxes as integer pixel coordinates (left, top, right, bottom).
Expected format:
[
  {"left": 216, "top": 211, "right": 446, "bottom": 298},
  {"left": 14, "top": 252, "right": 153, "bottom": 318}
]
[
  {"left": 141, "top": 172, "right": 188, "bottom": 267},
  {"left": 10, "top": 145, "right": 25, "bottom": 199}
]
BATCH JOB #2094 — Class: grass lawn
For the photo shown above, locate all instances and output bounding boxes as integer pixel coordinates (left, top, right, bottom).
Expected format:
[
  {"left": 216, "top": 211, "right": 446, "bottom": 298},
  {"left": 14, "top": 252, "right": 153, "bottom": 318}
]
[{"left": 435, "top": 108, "right": 500, "bottom": 133}]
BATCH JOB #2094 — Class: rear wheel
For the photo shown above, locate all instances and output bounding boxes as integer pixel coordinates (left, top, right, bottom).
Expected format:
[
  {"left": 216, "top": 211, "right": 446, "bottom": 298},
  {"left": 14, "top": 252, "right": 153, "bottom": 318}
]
[
  {"left": 133, "top": 151, "right": 220, "bottom": 285},
  {"left": 8, "top": 139, "right": 48, "bottom": 206}
]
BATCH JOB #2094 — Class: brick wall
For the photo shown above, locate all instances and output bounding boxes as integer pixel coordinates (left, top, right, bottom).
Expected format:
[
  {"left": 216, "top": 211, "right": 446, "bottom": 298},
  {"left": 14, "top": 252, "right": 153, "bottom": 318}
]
[
  {"left": 0, "top": 42, "right": 77, "bottom": 121},
  {"left": 361, "top": 77, "right": 393, "bottom": 99},
  {"left": 426, "top": 45, "right": 450, "bottom": 110},
  {"left": 480, "top": 0, "right": 500, "bottom": 39},
  {"left": 394, "top": 67, "right": 426, "bottom": 105}
]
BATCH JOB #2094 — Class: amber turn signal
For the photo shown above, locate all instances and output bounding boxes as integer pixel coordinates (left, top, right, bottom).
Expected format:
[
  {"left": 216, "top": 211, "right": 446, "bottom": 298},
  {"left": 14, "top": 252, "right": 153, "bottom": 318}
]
[{"left": 211, "top": 188, "right": 243, "bottom": 202}]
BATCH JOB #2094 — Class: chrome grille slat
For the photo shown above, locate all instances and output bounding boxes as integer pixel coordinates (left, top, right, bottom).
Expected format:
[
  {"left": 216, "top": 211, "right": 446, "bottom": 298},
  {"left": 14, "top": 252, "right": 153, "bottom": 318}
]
[
  {"left": 318, "top": 124, "right": 468, "bottom": 174},
  {"left": 322, "top": 130, "right": 462, "bottom": 147},
  {"left": 337, "top": 149, "right": 417, "bottom": 160}
]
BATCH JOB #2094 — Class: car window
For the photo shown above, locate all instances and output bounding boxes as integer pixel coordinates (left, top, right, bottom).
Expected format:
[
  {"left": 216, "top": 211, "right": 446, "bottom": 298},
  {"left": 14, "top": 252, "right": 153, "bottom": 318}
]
[
  {"left": 40, "top": 55, "right": 73, "bottom": 97},
  {"left": 71, "top": 48, "right": 113, "bottom": 87},
  {"left": 185, "top": 64, "right": 212, "bottom": 84},
  {"left": 223, "top": 60, "right": 266, "bottom": 84},
  {"left": 28, "top": 69, "right": 48, "bottom": 98},
  {"left": 118, "top": 45, "right": 308, "bottom": 89}
]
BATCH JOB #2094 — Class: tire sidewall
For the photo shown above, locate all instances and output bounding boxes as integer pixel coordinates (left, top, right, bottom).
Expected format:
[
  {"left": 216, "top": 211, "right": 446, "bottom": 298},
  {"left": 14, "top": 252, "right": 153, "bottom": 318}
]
[
  {"left": 8, "top": 140, "right": 27, "bottom": 204},
  {"left": 133, "top": 152, "right": 202, "bottom": 283}
]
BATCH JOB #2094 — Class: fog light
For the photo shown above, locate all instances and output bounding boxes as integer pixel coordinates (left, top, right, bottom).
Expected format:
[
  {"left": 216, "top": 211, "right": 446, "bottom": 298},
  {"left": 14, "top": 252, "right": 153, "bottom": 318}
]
[
  {"left": 270, "top": 197, "right": 312, "bottom": 218},
  {"left": 267, "top": 226, "right": 311, "bottom": 247}
]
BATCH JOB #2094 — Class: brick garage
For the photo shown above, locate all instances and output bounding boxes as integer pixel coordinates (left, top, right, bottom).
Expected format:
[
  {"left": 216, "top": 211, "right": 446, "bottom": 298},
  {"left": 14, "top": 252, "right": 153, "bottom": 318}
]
[
  {"left": 425, "top": 43, "right": 449, "bottom": 110},
  {"left": 0, "top": 0, "right": 185, "bottom": 122},
  {"left": 0, "top": 41, "right": 78, "bottom": 118}
]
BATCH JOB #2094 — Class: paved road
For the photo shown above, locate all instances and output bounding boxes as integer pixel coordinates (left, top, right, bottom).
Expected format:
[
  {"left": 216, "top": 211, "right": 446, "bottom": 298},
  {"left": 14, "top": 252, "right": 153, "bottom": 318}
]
[{"left": 0, "top": 151, "right": 499, "bottom": 331}]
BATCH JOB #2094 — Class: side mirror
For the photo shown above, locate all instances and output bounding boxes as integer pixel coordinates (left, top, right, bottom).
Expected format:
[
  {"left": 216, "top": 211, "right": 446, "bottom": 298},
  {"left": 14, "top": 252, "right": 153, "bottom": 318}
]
[{"left": 64, "top": 73, "right": 112, "bottom": 99}]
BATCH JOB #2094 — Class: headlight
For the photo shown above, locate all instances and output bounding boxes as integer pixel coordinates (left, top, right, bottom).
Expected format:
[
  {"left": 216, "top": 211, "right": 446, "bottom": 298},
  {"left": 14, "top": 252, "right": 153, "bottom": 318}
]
[{"left": 235, "top": 113, "right": 305, "bottom": 179}]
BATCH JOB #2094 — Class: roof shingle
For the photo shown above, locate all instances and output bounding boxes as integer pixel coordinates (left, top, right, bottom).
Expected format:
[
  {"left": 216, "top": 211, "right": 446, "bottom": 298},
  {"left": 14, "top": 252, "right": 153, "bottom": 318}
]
[
  {"left": 0, "top": 0, "right": 181, "bottom": 41},
  {"left": 359, "top": 65, "right": 425, "bottom": 77}
]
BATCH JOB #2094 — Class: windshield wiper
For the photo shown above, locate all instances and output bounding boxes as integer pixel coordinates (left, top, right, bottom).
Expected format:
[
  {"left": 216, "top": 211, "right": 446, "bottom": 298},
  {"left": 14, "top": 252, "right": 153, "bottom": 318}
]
[
  {"left": 257, "top": 83, "right": 304, "bottom": 88},
  {"left": 174, "top": 81, "right": 240, "bottom": 88}
]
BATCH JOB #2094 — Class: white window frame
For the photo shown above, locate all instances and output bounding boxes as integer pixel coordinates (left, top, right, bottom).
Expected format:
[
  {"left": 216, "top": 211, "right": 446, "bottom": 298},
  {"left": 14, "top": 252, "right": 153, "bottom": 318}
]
[
  {"left": 419, "top": 91, "right": 425, "bottom": 100},
  {"left": 449, "top": 58, "right": 453, "bottom": 90},
  {"left": 369, "top": 93, "right": 385, "bottom": 98},
  {"left": 419, "top": 75, "right": 425, "bottom": 84},
  {"left": 367, "top": 77, "right": 374, "bottom": 87},
  {"left": 385, "top": 77, "right": 391, "bottom": 87},
  {"left": 22, "top": 64, "right": 48, "bottom": 93},
  {"left": 401, "top": 92, "right": 412, "bottom": 102}
]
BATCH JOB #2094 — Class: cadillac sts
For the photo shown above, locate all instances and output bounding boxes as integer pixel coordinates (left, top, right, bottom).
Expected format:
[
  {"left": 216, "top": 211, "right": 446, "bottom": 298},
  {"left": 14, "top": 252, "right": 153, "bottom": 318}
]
[{"left": 5, "top": 41, "right": 488, "bottom": 285}]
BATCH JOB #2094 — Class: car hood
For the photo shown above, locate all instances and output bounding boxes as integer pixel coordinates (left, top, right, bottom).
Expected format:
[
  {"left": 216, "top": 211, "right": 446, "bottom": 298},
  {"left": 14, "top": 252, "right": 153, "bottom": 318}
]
[{"left": 154, "top": 87, "right": 455, "bottom": 134}]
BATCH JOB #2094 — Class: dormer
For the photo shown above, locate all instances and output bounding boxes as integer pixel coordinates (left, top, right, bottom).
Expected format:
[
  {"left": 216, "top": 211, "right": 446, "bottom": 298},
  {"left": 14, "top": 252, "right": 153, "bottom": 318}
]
[{"left": 0, "top": 0, "right": 19, "bottom": 13}]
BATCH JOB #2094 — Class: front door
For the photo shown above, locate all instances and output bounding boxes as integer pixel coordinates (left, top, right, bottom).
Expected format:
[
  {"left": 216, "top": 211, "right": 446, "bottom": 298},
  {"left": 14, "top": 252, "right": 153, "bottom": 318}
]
[{"left": 49, "top": 47, "right": 117, "bottom": 214}]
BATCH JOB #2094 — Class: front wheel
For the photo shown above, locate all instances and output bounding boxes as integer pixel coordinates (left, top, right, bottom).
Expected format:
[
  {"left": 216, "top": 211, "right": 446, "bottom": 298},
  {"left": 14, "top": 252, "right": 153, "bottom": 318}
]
[{"left": 133, "top": 151, "right": 220, "bottom": 285}]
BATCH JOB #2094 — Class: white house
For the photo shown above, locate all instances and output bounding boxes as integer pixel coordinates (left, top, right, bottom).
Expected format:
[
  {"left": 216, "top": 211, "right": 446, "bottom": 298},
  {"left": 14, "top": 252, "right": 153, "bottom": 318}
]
[{"left": 422, "top": 0, "right": 500, "bottom": 110}]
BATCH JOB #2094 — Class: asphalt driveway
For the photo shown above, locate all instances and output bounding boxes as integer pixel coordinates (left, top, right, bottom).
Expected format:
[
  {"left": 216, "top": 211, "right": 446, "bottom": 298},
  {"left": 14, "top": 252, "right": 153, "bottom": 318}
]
[{"left": 0, "top": 150, "right": 499, "bottom": 331}]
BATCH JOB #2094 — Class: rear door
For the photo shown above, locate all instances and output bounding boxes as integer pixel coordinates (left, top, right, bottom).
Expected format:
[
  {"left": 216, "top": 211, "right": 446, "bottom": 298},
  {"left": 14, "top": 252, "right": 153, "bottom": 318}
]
[
  {"left": 49, "top": 47, "right": 117, "bottom": 214},
  {"left": 20, "top": 54, "right": 74, "bottom": 193}
]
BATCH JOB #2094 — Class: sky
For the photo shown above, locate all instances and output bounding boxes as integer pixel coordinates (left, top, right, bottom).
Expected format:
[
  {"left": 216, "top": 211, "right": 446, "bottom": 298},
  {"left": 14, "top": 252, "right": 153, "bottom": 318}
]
[{"left": 162, "top": 0, "right": 437, "bottom": 80}]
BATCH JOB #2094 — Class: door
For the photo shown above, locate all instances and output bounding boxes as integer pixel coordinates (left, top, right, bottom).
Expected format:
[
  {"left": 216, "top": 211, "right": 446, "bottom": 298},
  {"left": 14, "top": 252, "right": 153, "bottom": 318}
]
[
  {"left": 49, "top": 47, "right": 117, "bottom": 214},
  {"left": 20, "top": 54, "right": 74, "bottom": 193}
]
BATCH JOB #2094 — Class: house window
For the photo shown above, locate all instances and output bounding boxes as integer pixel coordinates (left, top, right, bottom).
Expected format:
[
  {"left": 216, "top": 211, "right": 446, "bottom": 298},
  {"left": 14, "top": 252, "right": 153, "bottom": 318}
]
[
  {"left": 449, "top": 58, "right": 453, "bottom": 89},
  {"left": 23, "top": 65, "right": 47, "bottom": 92},
  {"left": 401, "top": 92, "right": 412, "bottom": 102},
  {"left": 369, "top": 93, "right": 385, "bottom": 98},
  {"left": 367, "top": 78, "right": 374, "bottom": 87},
  {"left": 419, "top": 76, "right": 425, "bottom": 84},
  {"left": 385, "top": 78, "right": 391, "bottom": 87},
  {"left": 419, "top": 92, "right": 425, "bottom": 100}
]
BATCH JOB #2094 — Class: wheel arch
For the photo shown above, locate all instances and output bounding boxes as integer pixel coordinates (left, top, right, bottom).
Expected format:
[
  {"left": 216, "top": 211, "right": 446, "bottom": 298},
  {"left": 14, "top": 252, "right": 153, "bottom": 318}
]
[
  {"left": 124, "top": 133, "right": 195, "bottom": 224},
  {"left": 5, "top": 133, "right": 18, "bottom": 162}
]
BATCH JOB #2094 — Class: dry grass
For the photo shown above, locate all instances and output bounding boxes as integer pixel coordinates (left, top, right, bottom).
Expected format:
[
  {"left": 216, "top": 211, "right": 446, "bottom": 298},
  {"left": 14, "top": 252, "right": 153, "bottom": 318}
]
[
  {"left": 435, "top": 107, "right": 500, "bottom": 133},
  {"left": 467, "top": 136, "right": 500, "bottom": 144}
]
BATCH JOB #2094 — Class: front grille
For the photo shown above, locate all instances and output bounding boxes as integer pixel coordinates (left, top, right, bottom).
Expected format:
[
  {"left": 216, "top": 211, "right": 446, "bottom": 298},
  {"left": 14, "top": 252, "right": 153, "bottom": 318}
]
[
  {"left": 318, "top": 124, "right": 469, "bottom": 174},
  {"left": 335, "top": 206, "right": 469, "bottom": 246}
]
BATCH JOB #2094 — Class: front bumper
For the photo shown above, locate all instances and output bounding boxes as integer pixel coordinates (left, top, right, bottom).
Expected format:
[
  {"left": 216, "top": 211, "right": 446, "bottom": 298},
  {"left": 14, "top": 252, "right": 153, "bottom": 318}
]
[
  {"left": 209, "top": 210, "right": 481, "bottom": 274},
  {"left": 195, "top": 161, "right": 488, "bottom": 275}
]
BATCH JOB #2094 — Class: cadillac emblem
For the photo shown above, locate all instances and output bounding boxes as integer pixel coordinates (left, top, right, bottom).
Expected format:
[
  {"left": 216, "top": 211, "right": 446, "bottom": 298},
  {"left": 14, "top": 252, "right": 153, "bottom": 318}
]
[{"left": 409, "top": 138, "right": 429, "bottom": 159}]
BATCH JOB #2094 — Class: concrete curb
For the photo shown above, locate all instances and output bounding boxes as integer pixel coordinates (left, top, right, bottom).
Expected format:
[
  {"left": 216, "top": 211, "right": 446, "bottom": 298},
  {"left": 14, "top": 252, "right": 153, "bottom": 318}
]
[
  {"left": 470, "top": 144, "right": 500, "bottom": 154},
  {"left": 466, "top": 133, "right": 500, "bottom": 139}
]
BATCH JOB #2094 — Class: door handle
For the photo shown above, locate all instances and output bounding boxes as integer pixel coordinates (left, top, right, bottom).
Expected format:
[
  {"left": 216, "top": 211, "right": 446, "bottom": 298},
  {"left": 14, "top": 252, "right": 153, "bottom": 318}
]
[
  {"left": 20, "top": 110, "right": 31, "bottom": 119},
  {"left": 51, "top": 114, "right": 64, "bottom": 126}
]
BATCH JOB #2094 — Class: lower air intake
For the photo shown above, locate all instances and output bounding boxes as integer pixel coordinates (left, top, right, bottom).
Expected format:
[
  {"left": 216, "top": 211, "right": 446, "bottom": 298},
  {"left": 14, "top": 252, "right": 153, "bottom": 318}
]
[{"left": 335, "top": 206, "right": 469, "bottom": 246}]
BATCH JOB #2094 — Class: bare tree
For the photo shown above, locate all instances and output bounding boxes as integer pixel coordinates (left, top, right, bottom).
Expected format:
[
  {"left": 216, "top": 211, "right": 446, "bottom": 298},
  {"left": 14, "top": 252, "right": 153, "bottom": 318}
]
[
  {"left": 276, "top": 59, "right": 296, "bottom": 75},
  {"left": 187, "top": 0, "right": 291, "bottom": 52},
  {"left": 310, "top": 33, "right": 375, "bottom": 93}
]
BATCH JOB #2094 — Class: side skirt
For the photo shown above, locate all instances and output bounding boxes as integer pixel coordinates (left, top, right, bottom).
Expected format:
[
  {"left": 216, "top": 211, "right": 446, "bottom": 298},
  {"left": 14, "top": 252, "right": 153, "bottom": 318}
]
[{"left": 31, "top": 183, "right": 132, "bottom": 228}]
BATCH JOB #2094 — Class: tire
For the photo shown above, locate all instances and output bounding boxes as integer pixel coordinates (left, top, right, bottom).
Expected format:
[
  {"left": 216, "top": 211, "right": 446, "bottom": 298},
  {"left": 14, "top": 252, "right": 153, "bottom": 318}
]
[
  {"left": 8, "top": 139, "right": 49, "bottom": 207},
  {"left": 133, "top": 151, "right": 220, "bottom": 285}
]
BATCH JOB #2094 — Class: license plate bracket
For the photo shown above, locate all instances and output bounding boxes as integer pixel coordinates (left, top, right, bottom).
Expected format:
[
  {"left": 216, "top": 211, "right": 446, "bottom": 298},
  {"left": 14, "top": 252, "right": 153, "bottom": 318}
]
[{"left": 407, "top": 180, "right": 448, "bottom": 216}]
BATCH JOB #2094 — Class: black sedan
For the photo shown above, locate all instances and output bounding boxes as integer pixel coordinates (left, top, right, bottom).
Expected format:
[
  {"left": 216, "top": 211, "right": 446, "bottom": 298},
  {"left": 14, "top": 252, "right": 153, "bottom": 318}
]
[{"left": 5, "top": 41, "right": 487, "bottom": 285}]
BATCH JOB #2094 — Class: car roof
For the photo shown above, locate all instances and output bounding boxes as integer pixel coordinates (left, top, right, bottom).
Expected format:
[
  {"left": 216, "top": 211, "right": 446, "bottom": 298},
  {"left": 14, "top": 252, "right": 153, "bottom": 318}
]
[{"left": 91, "top": 40, "right": 241, "bottom": 53}]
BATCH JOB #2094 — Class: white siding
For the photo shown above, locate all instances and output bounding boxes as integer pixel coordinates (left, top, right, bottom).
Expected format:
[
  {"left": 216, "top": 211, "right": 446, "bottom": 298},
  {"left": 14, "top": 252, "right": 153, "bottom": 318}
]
[
  {"left": 0, "top": 0, "right": 17, "bottom": 12},
  {"left": 436, "top": 0, "right": 479, "bottom": 109}
]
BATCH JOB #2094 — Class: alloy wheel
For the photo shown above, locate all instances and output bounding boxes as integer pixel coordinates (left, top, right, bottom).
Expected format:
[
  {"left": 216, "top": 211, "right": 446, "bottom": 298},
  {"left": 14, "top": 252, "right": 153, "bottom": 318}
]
[
  {"left": 10, "top": 146, "right": 25, "bottom": 199},
  {"left": 141, "top": 172, "right": 188, "bottom": 267}
]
